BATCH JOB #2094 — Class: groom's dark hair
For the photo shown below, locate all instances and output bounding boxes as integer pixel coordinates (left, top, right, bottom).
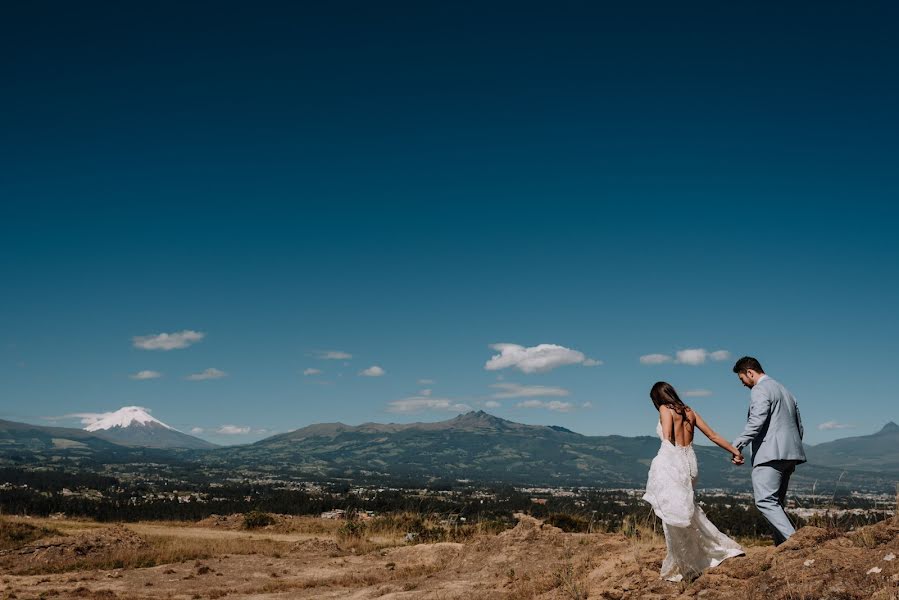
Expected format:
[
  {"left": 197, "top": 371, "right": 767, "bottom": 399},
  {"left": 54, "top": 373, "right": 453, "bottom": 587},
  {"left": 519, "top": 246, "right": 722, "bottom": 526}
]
[{"left": 732, "top": 356, "right": 764, "bottom": 374}]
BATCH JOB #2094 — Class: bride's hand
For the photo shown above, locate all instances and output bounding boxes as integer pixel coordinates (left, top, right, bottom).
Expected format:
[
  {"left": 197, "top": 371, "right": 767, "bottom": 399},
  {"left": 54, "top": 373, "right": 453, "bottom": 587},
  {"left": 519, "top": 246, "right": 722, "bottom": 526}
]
[{"left": 731, "top": 452, "right": 744, "bottom": 465}]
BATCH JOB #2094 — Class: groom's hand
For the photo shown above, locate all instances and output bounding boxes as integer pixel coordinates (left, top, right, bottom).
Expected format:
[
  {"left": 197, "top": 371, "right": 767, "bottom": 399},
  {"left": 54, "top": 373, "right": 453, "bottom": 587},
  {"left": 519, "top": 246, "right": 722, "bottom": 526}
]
[{"left": 731, "top": 453, "right": 744, "bottom": 466}]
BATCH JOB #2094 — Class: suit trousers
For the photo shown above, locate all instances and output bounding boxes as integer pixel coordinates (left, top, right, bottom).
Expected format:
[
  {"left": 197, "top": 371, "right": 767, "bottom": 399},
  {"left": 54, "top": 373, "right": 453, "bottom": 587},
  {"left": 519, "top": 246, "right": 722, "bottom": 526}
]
[{"left": 751, "top": 460, "right": 797, "bottom": 546}]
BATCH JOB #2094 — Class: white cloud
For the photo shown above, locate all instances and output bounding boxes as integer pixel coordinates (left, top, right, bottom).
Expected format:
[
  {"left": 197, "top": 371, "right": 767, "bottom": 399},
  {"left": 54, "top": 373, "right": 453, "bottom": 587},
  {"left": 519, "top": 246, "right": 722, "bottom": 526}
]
[
  {"left": 303, "top": 368, "right": 322, "bottom": 376},
  {"left": 386, "top": 396, "right": 472, "bottom": 414},
  {"left": 818, "top": 421, "right": 856, "bottom": 431},
  {"left": 490, "top": 383, "right": 570, "bottom": 399},
  {"left": 315, "top": 350, "right": 352, "bottom": 360},
  {"left": 66, "top": 412, "right": 112, "bottom": 427},
  {"left": 186, "top": 368, "right": 227, "bottom": 381},
  {"left": 675, "top": 349, "right": 709, "bottom": 365},
  {"left": 130, "top": 370, "right": 162, "bottom": 380},
  {"left": 641, "top": 349, "right": 731, "bottom": 366},
  {"left": 484, "top": 400, "right": 501, "bottom": 409},
  {"left": 515, "top": 399, "right": 574, "bottom": 412},
  {"left": 216, "top": 425, "right": 251, "bottom": 435},
  {"left": 581, "top": 401, "right": 593, "bottom": 408},
  {"left": 190, "top": 427, "right": 205, "bottom": 435},
  {"left": 359, "top": 365, "right": 385, "bottom": 377},
  {"left": 484, "top": 343, "right": 600, "bottom": 374},
  {"left": 132, "top": 330, "right": 204, "bottom": 351},
  {"left": 640, "top": 353, "right": 673, "bottom": 365},
  {"left": 677, "top": 348, "right": 731, "bottom": 365},
  {"left": 419, "top": 389, "right": 432, "bottom": 396},
  {"left": 583, "top": 358, "right": 603, "bottom": 366},
  {"left": 418, "top": 379, "right": 435, "bottom": 385},
  {"left": 682, "top": 389, "right": 713, "bottom": 398}
]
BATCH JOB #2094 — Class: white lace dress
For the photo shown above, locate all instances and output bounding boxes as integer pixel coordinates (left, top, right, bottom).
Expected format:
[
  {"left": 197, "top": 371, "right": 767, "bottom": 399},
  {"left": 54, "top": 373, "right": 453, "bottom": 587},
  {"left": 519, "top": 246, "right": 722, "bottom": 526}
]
[{"left": 642, "top": 421, "right": 744, "bottom": 581}]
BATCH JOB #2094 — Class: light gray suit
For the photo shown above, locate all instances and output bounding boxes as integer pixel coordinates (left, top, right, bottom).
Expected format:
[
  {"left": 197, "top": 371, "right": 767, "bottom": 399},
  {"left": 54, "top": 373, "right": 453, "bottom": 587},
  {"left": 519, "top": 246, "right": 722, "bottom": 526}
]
[{"left": 732, "top": 375, "right": 805, "bottom": 545}]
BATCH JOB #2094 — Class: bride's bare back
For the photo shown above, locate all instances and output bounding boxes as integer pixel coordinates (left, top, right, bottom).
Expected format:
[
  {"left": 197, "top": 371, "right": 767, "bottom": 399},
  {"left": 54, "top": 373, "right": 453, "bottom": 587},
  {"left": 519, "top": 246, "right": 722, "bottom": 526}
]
[
  {"left": 650, "top": 381, "right": 744, "bottom": 466},
  {"left": 659, "top": 404, "right": 696, "bottom": 446},
  {"left": 659, "top": 404, "right": 741, "bottom": 452},
  {"left": 658, "top": 404, "right": 742, "bottom": 463}
]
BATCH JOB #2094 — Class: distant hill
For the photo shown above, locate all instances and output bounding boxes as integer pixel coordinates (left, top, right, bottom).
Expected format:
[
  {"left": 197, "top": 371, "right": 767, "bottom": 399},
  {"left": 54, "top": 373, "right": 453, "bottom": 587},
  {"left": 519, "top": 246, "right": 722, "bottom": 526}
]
[
  {"left": 205, "top": 411, "right": 894, "bottom": 490},
  {"left": 0, "top": 419, "right": 123, "bottom": 453},
  {"left": 0, "top": 418, "right": 160, "bottom": 467},
  {"left": 234, "top": 409, "right": 649, "bottom": 484},
  {"left": 804, "top": 421, "right": 899, "bottom": 472},
  {"left": 0, "top": 418, "right": 200, "bottom": 468}
]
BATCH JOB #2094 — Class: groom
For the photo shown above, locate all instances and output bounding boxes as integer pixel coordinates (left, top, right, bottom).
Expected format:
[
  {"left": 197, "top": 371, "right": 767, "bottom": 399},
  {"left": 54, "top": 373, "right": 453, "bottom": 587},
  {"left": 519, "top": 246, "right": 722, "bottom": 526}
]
[{"left": 731, "top": 356, "right": 806, "bottom": 546}]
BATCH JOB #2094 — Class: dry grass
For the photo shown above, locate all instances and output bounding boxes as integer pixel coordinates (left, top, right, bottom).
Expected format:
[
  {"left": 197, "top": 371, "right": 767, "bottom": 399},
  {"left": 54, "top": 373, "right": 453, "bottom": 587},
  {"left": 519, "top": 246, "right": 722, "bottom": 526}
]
[
  {"left": 140, "top": 533, "right": 292, "bottom": 561},
  {"left": 141, "top": 513, "right": 347, "bottom": 536},
  {"left": 504, "top": 561, "right": 593, "bottom": 600},
  {"left": 115, "top": 535, "right": 290, "bottom": 566},
  {"left": 553, "top": 560, "right": 592, "bottom": 600},
  {"left": 8, "top": 531, "right": 294, "bottom": 575},
  {"left": 0, "top": 517, "right": 61, "bottom": 550},
  {"left": 325, "top": 511, "right": 513, "bottom": 556},
  {"left": 505, "top": 567, "right": 566, "bottom": 599},
  {"left": 337, "top": 535, "right": 385, "bottom": 555},
  {"left": 246, "top": 515, "right": 343, "bottom": 536},
  {"left": 30, "top": 516, "right": 106, "bottom": 533},
  {"left": 500, "top": 534, "right": 598, "bottom": 600},
  {"left": 359, "top": 511, "right": 512, "bottom": 540},
  {"left": 618, "top": 511, "right": 663, "bottom": 546}
]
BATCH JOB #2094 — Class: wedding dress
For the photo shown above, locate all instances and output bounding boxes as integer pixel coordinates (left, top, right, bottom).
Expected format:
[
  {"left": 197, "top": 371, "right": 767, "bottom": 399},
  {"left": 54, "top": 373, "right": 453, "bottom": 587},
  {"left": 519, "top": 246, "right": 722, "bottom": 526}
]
[{"left": 642, "top": 421, "right": 744, "bottom": 581}]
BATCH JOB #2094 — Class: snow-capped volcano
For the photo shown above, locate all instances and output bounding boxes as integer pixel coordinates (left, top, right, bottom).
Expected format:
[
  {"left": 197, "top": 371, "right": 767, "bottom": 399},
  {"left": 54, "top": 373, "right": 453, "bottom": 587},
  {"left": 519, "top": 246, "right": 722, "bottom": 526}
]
[
  {"left": 84, "top": 406, "right": 174, "bottom": 432},
  {"left": 81, "top": 406, "right": 216, "bottom": 450}
]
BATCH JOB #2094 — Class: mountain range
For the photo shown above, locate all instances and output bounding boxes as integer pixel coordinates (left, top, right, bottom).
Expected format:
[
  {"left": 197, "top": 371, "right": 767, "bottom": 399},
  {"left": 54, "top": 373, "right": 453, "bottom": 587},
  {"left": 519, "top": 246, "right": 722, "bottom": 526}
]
[
  {"left": 1, "top": 409, "right": 897, "bottom": 491},
  {"left": 804, "top": 421, "right": 899, "bottom": 471}
]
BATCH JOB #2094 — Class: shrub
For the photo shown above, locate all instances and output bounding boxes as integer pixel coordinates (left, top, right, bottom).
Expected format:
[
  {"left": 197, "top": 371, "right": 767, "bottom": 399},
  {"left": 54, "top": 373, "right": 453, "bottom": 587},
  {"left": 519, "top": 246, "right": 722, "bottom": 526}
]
[
  {"left": 242, "top": 511, "right": 275, "bottom": 529},
  {"left": 336, "top": 519, "right": 367, "bottom": 540},
  {"left": 547, "top": 513, "right": 589, "bottom": 533}
]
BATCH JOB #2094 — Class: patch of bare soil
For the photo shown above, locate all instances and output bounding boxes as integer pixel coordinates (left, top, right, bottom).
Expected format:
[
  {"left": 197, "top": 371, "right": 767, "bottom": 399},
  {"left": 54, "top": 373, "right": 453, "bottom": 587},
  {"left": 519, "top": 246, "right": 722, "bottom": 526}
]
[
  {"left": 683, "top": 519, "right": 899, "bottom": 600},
  {"left": 0, "top": 514, "right": 896, "bottom": 600},
  {"left": 290, "top": 537, "right": 341, "bottom": 555}
]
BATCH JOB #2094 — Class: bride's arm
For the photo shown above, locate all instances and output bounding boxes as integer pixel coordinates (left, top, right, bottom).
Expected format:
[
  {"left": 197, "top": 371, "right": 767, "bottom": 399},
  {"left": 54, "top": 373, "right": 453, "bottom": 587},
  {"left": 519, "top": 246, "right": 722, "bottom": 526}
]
[
  {"left": 693, "top": 410, "right": 743, "bottom": 460},
  {"left": 659, "top": 405, "right": 675, "bottom": 443}
]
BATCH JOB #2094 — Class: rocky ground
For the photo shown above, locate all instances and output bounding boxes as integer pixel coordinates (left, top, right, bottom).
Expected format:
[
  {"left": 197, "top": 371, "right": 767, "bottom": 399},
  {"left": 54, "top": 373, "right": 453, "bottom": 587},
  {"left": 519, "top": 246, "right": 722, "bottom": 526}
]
[{"left": 1, "top": 513, "right": 897, "bottom": 599}]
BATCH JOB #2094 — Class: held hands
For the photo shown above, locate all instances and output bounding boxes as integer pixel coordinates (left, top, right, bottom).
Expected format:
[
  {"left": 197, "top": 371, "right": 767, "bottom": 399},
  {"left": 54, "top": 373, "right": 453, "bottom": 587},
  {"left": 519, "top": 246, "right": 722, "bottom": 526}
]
[{"left": 730, "top": 452, "right": 744, "bottom": 466}]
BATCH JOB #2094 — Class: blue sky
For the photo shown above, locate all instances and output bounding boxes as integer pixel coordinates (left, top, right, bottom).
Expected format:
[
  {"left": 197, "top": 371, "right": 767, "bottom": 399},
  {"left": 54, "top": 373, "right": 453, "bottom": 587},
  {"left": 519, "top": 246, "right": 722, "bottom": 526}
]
[{"left": 1, "top": 2, "right": 897, "bottom": 445}]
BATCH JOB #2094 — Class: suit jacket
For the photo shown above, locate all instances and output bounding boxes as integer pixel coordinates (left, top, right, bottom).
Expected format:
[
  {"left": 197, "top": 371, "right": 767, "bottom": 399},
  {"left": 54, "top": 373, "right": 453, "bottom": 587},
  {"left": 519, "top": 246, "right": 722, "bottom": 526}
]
[{"left": 733, "top": 376, "right": 806, "bottom": 467}]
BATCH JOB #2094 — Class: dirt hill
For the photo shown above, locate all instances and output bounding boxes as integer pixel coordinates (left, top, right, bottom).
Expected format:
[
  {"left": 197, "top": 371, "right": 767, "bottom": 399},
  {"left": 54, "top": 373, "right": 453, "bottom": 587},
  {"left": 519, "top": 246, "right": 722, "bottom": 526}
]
[{"left": 0, "top": 513, "right": 896, "bottom": 599}]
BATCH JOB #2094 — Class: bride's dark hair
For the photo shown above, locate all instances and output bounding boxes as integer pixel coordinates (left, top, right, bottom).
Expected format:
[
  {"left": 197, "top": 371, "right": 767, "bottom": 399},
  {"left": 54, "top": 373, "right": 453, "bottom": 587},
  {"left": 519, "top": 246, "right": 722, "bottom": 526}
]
[{"left": 650, "top": 381, "right": 689, "bottom": 415}]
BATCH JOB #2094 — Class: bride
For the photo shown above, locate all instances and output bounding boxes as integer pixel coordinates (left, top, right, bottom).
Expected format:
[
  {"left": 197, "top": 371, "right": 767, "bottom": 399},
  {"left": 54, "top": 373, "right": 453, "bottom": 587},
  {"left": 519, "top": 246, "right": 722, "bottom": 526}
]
[{"left": 642, "top": 381, "right": 745, "bottom": 582}]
